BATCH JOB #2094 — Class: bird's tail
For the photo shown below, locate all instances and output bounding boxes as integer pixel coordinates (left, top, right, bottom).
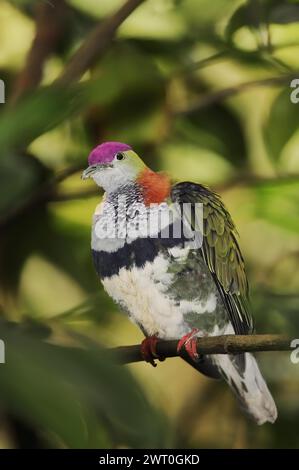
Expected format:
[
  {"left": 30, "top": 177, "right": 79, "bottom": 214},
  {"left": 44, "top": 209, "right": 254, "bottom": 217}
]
[{"left": 213, "top": 352, "right": 277, "bottom": 425}]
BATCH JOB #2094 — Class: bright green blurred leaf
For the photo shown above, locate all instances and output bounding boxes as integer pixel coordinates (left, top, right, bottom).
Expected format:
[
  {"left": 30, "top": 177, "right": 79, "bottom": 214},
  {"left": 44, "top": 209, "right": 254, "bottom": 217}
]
[
  {"left": 254, "top": 180, "right": 299, "bottom": 233},
  {"left": 0, "top": 87, "right": 77, "bottom": 157},
  {"left": 264, "top": 88, "right": 299, "bottom": 161}
]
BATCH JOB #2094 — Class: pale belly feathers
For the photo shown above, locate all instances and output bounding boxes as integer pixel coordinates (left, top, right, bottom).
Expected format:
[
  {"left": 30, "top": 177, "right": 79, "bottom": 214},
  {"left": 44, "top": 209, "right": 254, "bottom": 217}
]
[{"left": 101, "top": 246, "right": 228, "bottom": 340}]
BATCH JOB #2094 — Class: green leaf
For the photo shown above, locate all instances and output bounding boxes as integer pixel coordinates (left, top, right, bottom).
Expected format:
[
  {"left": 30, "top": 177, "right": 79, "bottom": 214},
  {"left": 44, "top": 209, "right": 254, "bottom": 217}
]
[
  {"left": 0, "top": 152, "right": 49, "bottom": 218},
  {"left": 225, "top": 1, "right": 263, "bottom": 42},
  {"left": 100, "top": 83, "right": 165, "bottom": 145},
  {"left": 0, "top": 321, "right": 169, "bottom": 448},
  {"left": 253, "top": 289, "right": 299, "bottom": 335},
  {"left": 264, "top": 88, "right": 299, "bottom": 161},
  {"left": 0, "top": 87, "right": 78, "bottom": 157},
  {"left": 174, "top": 104, "right": 247, "bottom": 167},
  {"left": 226, "top": 0, "right": 299, "bottom": 41},
  {"left": 0, "top": 45, "right": 164, "bottom": 161},
  {"left": 269, "top": 4, "right": 299, "bottom": 24},
  {"left": 254, "top": 179, "right": 299, "bottom": 233}
]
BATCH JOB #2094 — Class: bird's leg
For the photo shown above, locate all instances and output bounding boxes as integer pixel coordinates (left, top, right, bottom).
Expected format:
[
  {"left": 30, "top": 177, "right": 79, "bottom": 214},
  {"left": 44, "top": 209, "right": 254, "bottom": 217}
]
[
  {"left": 140, "top": 335, "right": 165, "bottom": 367},
  {"left": 177, "top": 328, "right": 203, "bottom": 362}
]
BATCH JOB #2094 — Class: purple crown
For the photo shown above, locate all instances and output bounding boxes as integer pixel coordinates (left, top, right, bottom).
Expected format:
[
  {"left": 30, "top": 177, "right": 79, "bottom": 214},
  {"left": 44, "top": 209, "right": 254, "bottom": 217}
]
[{"left": 88, "top": 142, "right": 132, "bottom": 165}]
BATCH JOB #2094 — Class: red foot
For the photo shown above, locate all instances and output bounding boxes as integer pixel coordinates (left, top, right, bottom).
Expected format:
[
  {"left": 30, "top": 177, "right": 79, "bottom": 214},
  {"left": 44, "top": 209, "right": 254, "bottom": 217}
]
[
  {"left": 141, "top": 336, "right": 165, "bottom": 367},
  {"left": 177, "top": 328, "right": 201, "bottom": 362}
]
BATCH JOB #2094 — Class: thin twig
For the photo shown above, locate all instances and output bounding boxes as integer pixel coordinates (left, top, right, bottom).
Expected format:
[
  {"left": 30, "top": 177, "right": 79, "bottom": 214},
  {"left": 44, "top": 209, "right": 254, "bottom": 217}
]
[
  {"left": 0, "top": 163, "right": 84, "bottom": 227},
  {"left": 111, "top": 334, "right": 293, "bottom": 365},
  {"left": 214, "top": 173, "right": 299, "bottom": 192},
  {"left": 46, "top": 172, "right": 299, "bottom": 203},
  {"left": 174, "top": 51, "right": 228, "bottom": 76},
  {"left": 56, "top": 0, "right": 146, "bottom": 86},
  {"left": 176, "top": 73, "right": 299, "bottom": 115},
  {"left": 50, "top": 187, "right": 102, "bottom": 202}
]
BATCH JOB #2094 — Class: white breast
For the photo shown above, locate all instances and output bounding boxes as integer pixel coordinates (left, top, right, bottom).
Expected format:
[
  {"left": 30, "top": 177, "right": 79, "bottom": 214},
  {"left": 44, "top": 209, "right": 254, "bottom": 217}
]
[{"left": 102, "top": 254, "right": 187, "bottom": 339}]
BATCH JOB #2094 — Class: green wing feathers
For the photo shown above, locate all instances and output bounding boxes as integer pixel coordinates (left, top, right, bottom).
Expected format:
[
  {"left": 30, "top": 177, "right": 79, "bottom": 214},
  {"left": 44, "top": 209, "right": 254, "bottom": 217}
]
[{"left": 171, "top": 182, "right": 254, "bottom": 335}]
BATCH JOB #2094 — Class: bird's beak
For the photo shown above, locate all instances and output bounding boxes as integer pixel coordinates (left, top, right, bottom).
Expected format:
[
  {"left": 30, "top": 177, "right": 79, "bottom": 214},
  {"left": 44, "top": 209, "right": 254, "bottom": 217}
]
[{"left": 81, "top": 163, "right": 112, "bottom": 180}]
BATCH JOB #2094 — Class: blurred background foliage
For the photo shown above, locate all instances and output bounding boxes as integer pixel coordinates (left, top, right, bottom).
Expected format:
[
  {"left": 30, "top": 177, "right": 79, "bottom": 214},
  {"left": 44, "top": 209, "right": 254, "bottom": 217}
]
[{"left": 0, "top": 0, "right": 298, "bottom": 449}]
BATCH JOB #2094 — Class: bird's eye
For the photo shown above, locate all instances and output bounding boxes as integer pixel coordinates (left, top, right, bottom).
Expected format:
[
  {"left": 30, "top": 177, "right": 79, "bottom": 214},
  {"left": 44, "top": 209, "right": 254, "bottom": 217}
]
[{"left": 116, "top": 152, "right": 125, "bottom": 161}]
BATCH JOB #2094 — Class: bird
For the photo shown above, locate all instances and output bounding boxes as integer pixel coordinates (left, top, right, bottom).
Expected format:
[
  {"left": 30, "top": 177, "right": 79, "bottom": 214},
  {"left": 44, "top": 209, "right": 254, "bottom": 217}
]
[{"left": 82, "top": 141, "right": 277, "bottom": 425}]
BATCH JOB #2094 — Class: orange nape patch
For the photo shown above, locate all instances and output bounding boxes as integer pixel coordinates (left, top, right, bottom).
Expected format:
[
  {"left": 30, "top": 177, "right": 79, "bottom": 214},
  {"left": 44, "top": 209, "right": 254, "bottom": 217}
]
[{"left": 137, "top": 168, "right": 171, "bottom": 205}]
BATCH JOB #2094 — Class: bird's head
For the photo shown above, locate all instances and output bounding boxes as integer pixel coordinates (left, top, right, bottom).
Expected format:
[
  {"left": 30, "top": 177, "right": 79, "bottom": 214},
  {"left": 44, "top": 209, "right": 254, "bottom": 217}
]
[
  {"left": 83, "top": 141, "right": 171, "bottom": 204},
  {"left": 82, "top": 141, "right": 147, "bottom": 192}
]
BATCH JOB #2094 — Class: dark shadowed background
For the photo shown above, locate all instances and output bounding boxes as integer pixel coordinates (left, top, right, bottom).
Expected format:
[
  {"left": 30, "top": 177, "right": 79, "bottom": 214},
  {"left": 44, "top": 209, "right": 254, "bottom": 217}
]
[{"left": 0, "top": 0, "right": 298, "bottom": 449}]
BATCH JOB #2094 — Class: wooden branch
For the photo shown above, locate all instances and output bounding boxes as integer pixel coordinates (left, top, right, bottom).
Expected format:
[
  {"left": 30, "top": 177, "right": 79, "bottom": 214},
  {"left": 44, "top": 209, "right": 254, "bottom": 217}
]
[
  {"left": 56, "top": 0, "right": 145, "bottom": 86},
  {"left": 111, "top": 334, "right": 293, "bottom": 365},
  {"left": 11, "top": 0, "right": 68, "bottom": 104}
]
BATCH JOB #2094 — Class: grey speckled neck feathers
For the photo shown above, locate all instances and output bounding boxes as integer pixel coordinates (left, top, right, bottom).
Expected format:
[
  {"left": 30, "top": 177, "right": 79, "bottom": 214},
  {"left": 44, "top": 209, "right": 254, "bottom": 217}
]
[{"left": 105, "top": 182, "right": 143, "bottom": 207}]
